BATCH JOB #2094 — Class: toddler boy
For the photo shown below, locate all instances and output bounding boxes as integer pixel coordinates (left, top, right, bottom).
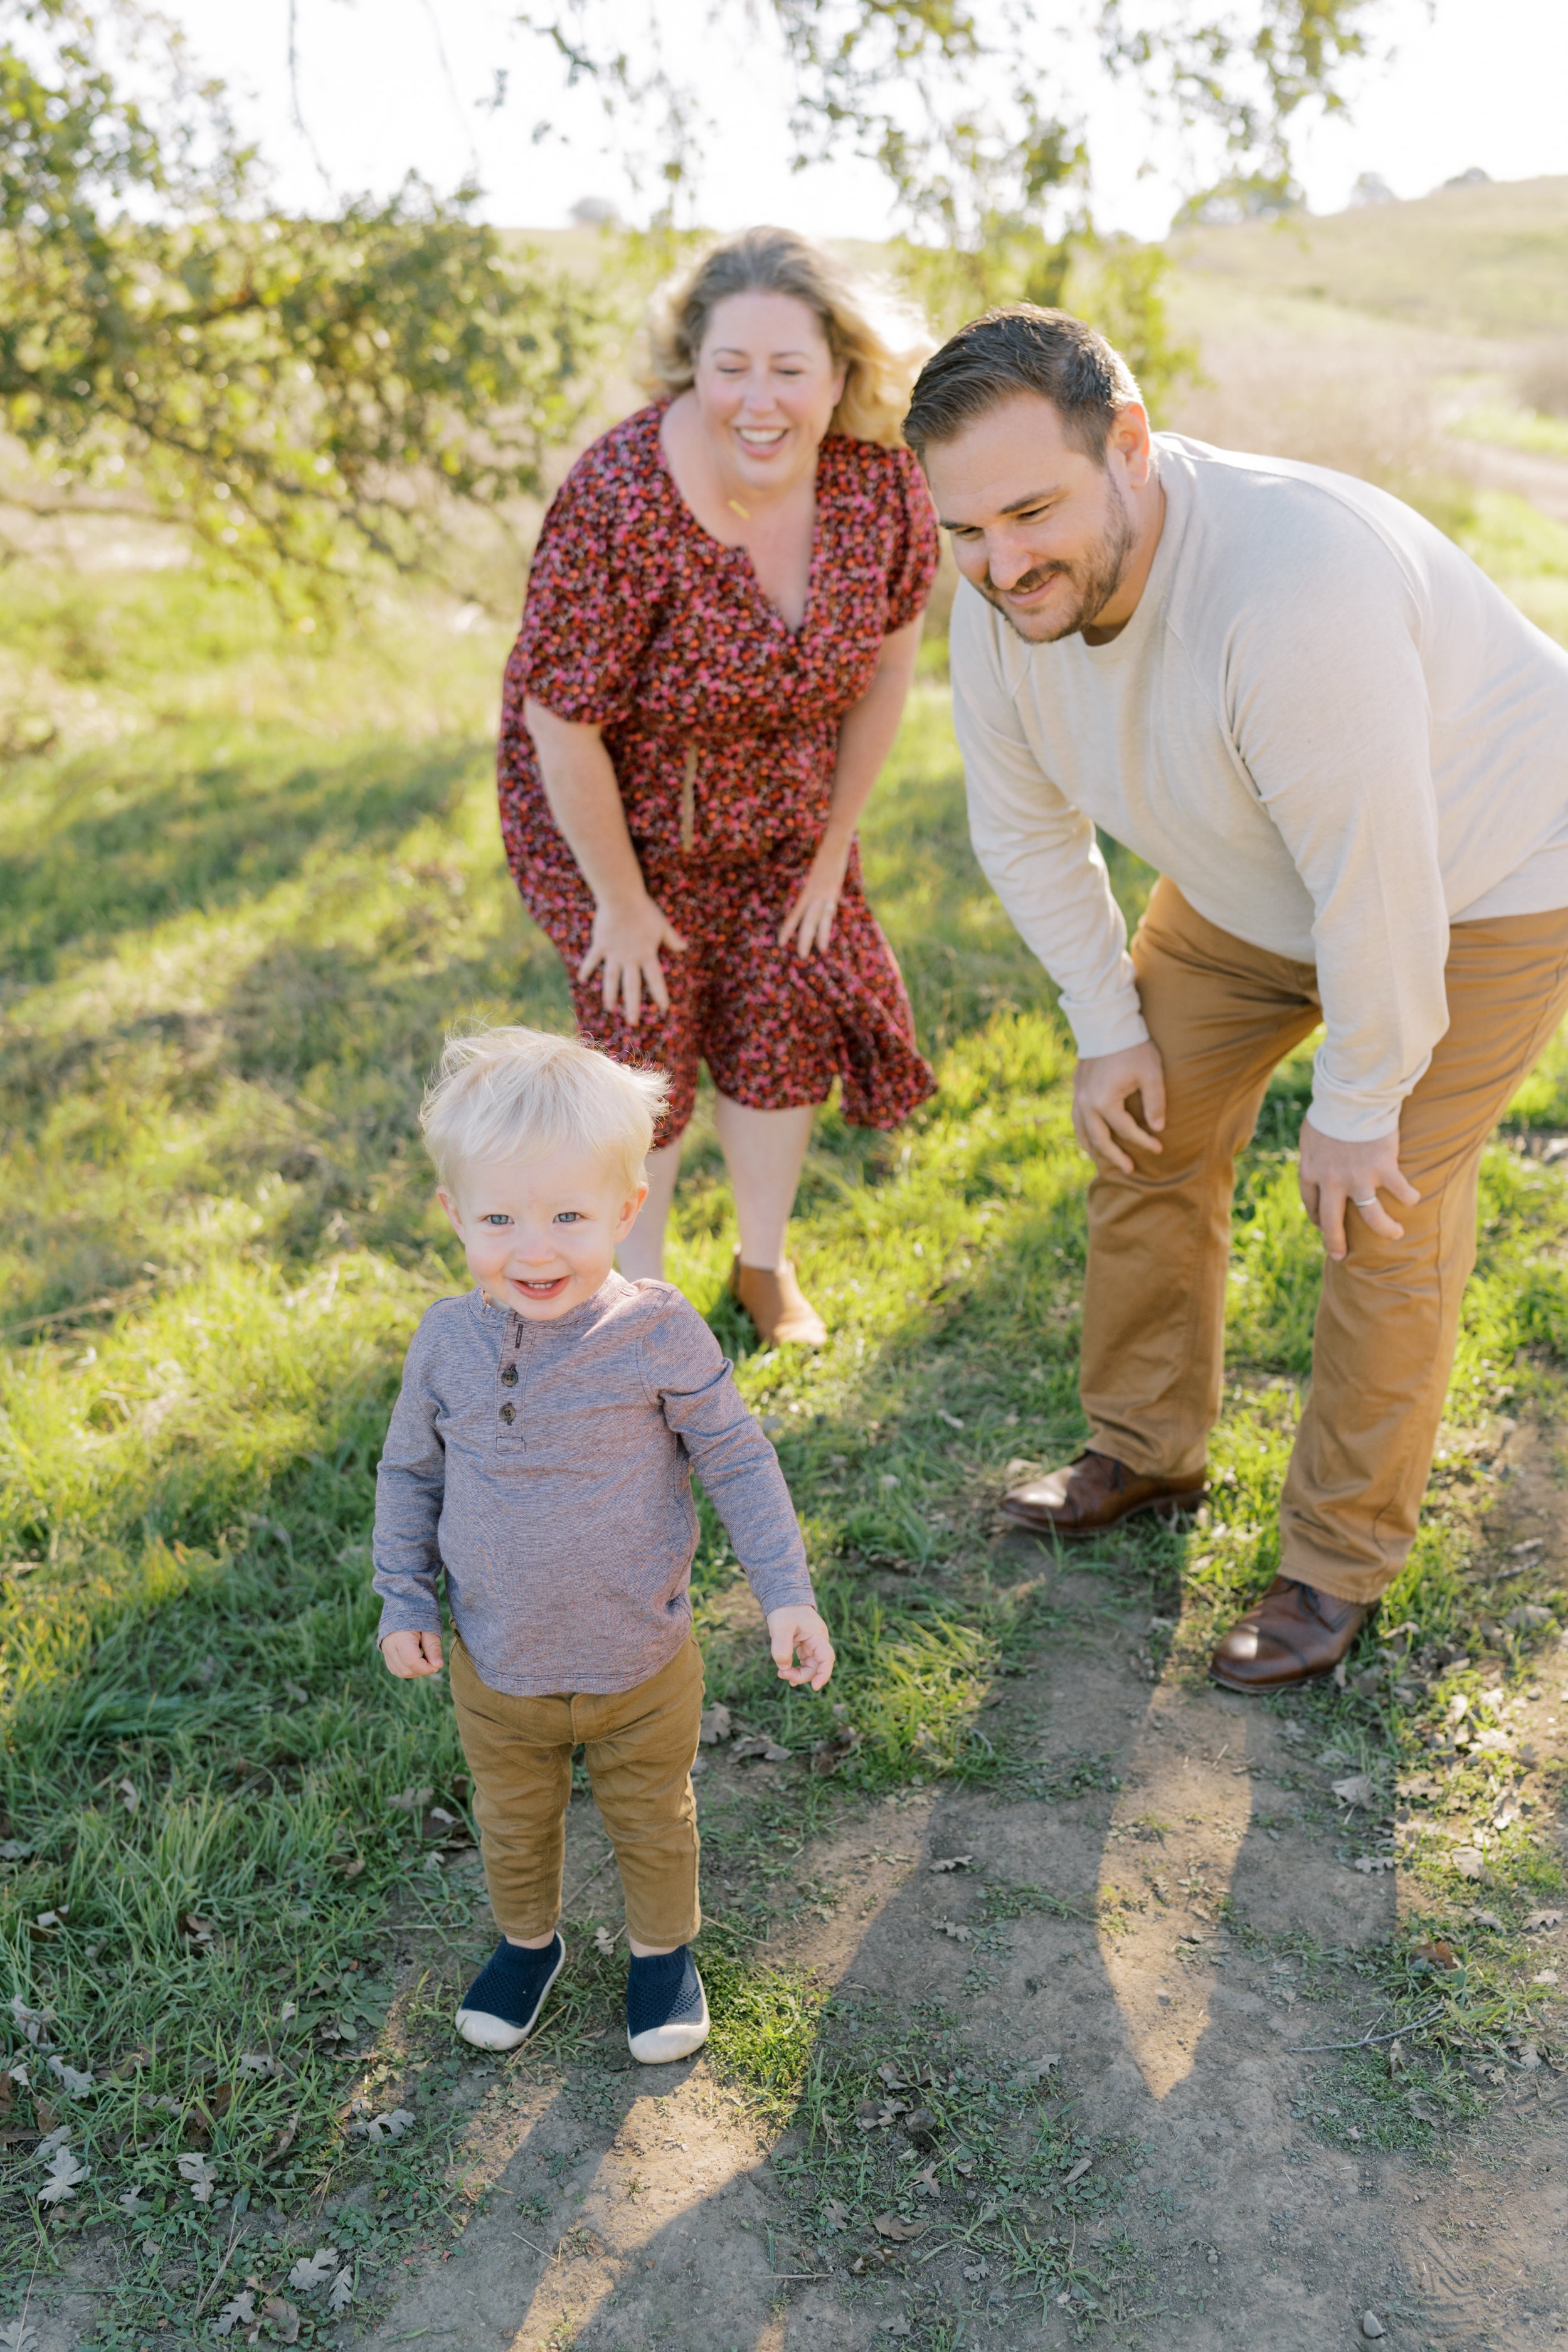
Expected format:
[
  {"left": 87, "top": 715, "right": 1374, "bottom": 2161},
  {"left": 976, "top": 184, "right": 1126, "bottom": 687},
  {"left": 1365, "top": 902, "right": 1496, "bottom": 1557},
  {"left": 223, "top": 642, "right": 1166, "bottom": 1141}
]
[{"left": 373, "top": 1026, "right": 834, "bottom": 2062}]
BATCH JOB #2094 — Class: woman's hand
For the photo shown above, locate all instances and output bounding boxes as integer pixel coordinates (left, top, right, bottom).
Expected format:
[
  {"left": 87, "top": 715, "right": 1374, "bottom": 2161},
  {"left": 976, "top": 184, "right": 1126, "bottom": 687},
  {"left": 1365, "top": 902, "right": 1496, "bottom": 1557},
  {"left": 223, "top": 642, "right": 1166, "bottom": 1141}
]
[
  {"left": 777, "top": 839, "right": 850, "bottom": 959},
  {"left": 578, "top": 893, "right": 687, "bottom": 1026},
  {"left": 767, "top": 1604, "right": 835, "bottom": 1691}
]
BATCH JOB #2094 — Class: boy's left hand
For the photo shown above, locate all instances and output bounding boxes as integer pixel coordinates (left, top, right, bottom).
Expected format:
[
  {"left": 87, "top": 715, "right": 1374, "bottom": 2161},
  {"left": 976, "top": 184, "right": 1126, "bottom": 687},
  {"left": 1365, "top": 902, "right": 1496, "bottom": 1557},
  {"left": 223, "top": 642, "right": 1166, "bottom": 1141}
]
[{"left": 766, "top": 1604, "right": 835, "bottom": 1691}]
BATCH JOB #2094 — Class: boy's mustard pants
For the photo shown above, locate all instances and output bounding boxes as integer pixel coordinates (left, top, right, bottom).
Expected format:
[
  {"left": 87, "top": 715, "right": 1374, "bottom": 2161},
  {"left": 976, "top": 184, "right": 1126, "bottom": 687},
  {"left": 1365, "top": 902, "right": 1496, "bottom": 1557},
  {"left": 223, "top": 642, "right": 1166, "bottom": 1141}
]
[
  {"left": 1081, "top": 879, "right": 1568, "bottom": 1606},
  {"left": 451, "top": 1633, "right": 703, "bottom": 1948}
]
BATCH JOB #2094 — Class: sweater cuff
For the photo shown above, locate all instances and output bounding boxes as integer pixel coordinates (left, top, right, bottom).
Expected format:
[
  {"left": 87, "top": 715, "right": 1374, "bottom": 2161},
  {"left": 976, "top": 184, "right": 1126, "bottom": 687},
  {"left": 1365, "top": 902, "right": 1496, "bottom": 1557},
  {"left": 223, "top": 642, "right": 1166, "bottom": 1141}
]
[
  {"left": 749, "top": 1569, "right": 818, "bottom": 1619},
  {"left": 1061, "top": 990, "right": 1150, "bottom": 1062},
  {"left": 1305, "top": 1078, "right": 1405, "bottom": 1146},
  {"left": 376, "top": 1599, "right": 442, "bottom": 1648}
]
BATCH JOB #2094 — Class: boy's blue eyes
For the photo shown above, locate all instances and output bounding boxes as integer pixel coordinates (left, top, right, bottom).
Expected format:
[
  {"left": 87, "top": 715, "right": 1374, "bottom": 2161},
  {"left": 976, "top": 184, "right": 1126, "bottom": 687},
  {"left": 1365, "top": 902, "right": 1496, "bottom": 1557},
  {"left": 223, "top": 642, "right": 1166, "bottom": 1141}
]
[{"left": 477, "top": 1211, "right": 585, "bottom": 1227}]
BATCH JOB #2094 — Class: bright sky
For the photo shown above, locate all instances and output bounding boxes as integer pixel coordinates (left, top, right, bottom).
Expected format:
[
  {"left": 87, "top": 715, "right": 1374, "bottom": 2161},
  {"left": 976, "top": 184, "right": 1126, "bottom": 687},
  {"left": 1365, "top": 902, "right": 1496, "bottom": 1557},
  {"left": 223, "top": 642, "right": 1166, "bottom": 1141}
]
[{"left": 159, "top": 0, "right": 1568, "bottom": 239}]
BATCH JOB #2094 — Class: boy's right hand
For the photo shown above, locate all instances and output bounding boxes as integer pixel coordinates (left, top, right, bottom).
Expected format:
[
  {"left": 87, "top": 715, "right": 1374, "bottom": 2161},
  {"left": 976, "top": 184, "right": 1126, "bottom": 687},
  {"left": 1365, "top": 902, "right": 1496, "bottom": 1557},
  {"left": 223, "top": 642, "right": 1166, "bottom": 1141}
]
[{"left": 381, "top": 1629, "right": 444, "bottom": 1678}]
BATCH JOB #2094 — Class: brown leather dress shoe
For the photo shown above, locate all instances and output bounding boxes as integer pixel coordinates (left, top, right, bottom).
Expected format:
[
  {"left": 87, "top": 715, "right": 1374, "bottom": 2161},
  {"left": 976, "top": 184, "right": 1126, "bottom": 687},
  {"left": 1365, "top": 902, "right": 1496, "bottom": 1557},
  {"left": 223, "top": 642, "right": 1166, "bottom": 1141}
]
[
  {"left": 729, "top": 1251, "right": 827, "bottom": 1347},
  {"left": 1208, "top": 1577, "right": 1370, "bottom": 1694},
  {"left": 999, "top": 1449, "right": 1206, "bottom": 1537}
]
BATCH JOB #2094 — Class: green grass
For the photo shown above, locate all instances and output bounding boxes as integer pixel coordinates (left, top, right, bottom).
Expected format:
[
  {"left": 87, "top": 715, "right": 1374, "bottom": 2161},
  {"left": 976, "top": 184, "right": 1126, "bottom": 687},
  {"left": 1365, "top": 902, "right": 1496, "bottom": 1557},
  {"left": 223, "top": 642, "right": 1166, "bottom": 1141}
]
[
  {"left": 1454, "top": 402, "right": 1568, "bottom": 464},
  {"left": 5, "top": 467, "right": 1568, "bottom": 2334},
  {"left": 1170, "top": 172, "right": 1568, "bottom": 338}
]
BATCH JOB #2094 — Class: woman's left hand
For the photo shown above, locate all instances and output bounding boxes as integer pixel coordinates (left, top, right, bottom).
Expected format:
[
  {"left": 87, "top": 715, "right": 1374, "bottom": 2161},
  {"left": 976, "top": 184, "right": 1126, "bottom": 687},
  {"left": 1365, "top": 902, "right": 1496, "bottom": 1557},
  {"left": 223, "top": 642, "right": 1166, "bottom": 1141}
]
[{"left": 777, "top": 840, "right": 850, "bottom": 958}]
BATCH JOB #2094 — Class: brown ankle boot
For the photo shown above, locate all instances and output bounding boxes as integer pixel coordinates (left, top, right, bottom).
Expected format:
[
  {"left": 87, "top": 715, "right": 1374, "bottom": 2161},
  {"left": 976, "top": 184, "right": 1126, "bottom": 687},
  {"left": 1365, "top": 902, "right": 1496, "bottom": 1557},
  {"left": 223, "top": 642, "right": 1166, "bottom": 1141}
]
[{"left": 729, "top": 1251, "right": 827, "bottom": 1347}]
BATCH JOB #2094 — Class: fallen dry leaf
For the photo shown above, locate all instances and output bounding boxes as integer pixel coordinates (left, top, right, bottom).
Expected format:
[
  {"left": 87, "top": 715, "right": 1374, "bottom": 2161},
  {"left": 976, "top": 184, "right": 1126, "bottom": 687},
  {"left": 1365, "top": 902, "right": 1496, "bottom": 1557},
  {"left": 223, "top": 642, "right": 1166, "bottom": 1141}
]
[
  {"left": 1526, "top": 1909, "right": 1565, "bottom": 1932},
  {"left": 593, "top": 1924, "right": 618, "bottom": 1957},
  {"left": 1451, "top": 1849, "right": 1486, "bottom": 1882},
  {"left": 388, "top": 1785, "right": 434, "bottom": 1813},
  {"left": 36, "top": 2143, "right": 87, "bottom": 2203},
  {"left": 214, "top": 2291, "right": 255, "bottom": 2338},
  {"left": 731, "top": 1735, "right": 792, "bottom": 1764},
  {"left": 928, "top": 1855, "right": 972, "bottom": 1873},
  {"left": 287, "top": 2247, "right": 340, "bottom": 2293},
  {"left": 260, "top": 2296, "right": 300, "bottom": 2344},
  {"left": 1412, "top": 1940, "right": 1459, "bottom": 1971},
  {"left": 809, "top": 1727, "right": 861, "bottom": 1774},
  {"left": 1332, "top": 1774, "right": 1379, "bottom": 1810},
  {"left": 822, "top": 2196, "right": 850, "bottom": 2232},
  {"left": 697, "top": 1704, "right": 731, "bottom": 1745},
  {"left": 365, "top": 2107, "right": 413, "bottom": 2144},
  {"left": 1061, "top": 2155, "right": 1093, "bottom": 2186},
  {"left": 1012, "top": 2054, "right": 1061, "bottom": 2086},
  {"left": 873, "top": 2212, "right": 927, "bottom": 2241},
  {"left": 936, "top": 1920, "right": 971, "bottom": 1942},
  {"left": 177, "top": 1910, "right": 215, "bottom": 1949}
]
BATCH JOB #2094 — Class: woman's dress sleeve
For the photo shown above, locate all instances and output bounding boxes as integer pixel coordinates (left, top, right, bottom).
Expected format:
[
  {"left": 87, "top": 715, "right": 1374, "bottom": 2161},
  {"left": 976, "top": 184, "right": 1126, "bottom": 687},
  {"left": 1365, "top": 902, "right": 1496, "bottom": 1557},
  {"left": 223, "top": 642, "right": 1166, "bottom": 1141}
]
[{"left": 502, "top": 445, "right": 663, "bottom": 753}]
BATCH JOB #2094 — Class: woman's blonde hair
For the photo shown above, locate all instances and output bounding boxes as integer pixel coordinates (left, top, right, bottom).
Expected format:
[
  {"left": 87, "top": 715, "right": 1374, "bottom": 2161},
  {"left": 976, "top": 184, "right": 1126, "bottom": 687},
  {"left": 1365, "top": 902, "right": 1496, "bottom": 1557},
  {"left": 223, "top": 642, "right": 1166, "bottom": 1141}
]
[
  {"left": 644, "top": 226, "right": 935, "bottom": 449},
  {"left": 421, "top": 1026, "right": 667, "bottom": 1195}
]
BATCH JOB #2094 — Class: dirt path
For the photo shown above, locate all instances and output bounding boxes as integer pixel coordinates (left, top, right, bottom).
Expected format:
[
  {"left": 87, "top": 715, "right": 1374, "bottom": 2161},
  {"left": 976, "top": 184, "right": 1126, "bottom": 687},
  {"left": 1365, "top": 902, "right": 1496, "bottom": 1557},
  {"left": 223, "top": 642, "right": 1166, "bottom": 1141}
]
[{"left": 349, "top": 1530, "right": 1568, "bottom": 2352}]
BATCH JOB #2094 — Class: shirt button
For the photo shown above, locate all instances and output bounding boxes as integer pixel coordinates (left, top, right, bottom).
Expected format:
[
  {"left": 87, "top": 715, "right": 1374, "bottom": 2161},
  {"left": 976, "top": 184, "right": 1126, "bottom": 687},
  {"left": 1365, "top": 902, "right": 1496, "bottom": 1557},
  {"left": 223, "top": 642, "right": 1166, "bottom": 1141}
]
[
  {"left": 501, "top": 1363, "right": 519, "bottom": 1387},
  {"left": 499, "top": 1402, "right": 516, "bottom": 1425}
]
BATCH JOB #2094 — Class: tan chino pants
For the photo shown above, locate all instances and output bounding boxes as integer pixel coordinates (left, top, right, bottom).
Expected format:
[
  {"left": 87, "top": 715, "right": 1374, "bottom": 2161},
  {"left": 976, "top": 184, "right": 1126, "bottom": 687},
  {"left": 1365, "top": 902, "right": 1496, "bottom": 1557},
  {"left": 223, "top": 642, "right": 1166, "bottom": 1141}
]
[
  {"left": 450, "top": 1634, "right": 704, "bottom": 1948},
  {"left": 1081, "top": 879, "right": 1568, "bottom": 1605}
]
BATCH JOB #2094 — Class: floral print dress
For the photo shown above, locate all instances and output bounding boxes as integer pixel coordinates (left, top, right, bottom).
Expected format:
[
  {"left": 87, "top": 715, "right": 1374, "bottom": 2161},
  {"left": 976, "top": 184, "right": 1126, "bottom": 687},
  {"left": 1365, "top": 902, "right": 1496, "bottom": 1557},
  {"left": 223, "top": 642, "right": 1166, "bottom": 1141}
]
[{"left": 498, "top": 403, "right": 940, "bottom": 1148}]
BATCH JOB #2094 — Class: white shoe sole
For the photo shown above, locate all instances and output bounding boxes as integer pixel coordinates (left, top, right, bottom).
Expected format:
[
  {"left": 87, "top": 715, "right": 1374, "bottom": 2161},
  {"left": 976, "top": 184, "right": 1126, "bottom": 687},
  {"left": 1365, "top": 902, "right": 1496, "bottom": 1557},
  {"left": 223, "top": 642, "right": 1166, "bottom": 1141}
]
[
  {"left": 627, "top": 1981, "right": 710, "bottom": 2065},
  {"left": 455, "top": 1938, "right": 566, "bottom": 2051}
]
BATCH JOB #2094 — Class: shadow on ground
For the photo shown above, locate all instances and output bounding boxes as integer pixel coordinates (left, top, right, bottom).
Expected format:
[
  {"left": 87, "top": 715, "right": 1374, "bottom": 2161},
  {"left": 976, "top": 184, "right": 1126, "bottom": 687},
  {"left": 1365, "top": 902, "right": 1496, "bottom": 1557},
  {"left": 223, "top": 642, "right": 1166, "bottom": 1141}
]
[{"left": 349, "top": 1528, "right": 1568, "bottom": 2352}]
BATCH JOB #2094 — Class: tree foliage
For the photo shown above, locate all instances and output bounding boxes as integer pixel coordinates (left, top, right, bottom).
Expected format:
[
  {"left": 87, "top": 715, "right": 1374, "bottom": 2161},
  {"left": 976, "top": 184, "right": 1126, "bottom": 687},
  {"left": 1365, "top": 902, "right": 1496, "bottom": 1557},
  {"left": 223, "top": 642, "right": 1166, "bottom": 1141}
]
[
  {"left": 524, "top": 0, "right": 1387, "bottom": 403},
  {"left": 0, "top": 1, "right": 607, "bottom": 602}
]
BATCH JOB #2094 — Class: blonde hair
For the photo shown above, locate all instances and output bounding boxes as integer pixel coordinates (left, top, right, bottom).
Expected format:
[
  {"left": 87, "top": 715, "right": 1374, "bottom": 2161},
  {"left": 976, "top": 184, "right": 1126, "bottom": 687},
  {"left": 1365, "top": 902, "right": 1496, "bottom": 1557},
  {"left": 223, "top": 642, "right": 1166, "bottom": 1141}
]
[
  {"left": 644, "top": 225, "right": 935, "bottom": 449},
  {"left": 421, "top": 1027, "right": 667, "bottom": 1194}
]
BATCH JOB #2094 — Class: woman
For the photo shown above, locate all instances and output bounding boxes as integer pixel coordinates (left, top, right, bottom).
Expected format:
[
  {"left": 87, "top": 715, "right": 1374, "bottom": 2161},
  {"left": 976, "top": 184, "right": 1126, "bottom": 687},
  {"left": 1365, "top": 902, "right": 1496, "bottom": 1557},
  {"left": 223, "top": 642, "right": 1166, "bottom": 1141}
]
[{"left": 497, "top": 226, "right": 939, "bottom": 1344}]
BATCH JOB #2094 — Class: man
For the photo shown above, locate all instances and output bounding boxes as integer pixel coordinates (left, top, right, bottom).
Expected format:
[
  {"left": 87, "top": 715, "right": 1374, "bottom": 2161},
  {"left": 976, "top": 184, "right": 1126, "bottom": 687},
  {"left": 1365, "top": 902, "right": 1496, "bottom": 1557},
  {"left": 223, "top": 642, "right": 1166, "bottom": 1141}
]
[{"left": 904, "top": 307, "right": 1568, "bottom": 1693}]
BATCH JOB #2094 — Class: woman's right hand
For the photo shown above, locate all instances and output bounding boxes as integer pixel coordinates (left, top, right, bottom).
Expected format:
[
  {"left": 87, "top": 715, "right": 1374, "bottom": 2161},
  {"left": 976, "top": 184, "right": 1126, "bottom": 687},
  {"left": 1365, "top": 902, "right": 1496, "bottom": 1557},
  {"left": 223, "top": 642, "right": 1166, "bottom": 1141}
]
[{"left": 577, "top": 893, "right": 687, "bottom": 1027}]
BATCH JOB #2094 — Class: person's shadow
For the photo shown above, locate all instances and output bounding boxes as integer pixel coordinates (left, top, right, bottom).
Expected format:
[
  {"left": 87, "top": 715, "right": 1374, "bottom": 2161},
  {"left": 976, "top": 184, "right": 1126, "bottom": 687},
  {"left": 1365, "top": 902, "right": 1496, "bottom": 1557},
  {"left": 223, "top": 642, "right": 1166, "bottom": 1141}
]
[{"left": 353, "top": 1525, "right": 1425, "bottom": 2352}]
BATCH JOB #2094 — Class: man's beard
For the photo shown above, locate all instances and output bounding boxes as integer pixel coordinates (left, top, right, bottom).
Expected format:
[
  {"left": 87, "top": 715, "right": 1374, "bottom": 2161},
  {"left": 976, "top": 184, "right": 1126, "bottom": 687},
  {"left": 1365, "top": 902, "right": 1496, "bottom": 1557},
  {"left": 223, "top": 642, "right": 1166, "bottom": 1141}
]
[{"left": 978, "top": 478, "right": 1135, "bottom": 644}]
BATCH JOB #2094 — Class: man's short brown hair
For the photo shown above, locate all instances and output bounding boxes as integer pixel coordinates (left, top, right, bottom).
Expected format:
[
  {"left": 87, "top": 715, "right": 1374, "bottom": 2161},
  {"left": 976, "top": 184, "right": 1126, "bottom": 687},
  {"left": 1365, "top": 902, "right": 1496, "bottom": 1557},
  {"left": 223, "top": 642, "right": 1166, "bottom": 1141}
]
[{"left": 903, "top": 306, "right": 1142, "bottom": 465}]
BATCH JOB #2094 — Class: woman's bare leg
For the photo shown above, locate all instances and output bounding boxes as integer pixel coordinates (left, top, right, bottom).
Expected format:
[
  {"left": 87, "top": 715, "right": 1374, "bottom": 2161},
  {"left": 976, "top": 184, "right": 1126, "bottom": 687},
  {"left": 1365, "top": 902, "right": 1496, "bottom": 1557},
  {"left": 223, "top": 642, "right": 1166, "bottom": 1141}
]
[
  {"left": 618, "top": 1138, "right": 683, "bottom": 1281},
  {"left": 714, "top": 1096, "right": 817, "bottom": 1271}
]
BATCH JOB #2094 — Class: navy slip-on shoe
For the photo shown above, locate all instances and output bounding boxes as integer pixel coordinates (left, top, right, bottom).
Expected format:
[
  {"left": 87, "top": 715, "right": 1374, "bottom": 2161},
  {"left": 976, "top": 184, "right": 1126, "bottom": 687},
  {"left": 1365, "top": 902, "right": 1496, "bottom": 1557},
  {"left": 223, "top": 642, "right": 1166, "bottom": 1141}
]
[
  {"left": 455, "top": 1932, "right": 566, "bottom": 2051},
  {"left": 626, "top": 1944, "right": 709, "bottom": 2065}
]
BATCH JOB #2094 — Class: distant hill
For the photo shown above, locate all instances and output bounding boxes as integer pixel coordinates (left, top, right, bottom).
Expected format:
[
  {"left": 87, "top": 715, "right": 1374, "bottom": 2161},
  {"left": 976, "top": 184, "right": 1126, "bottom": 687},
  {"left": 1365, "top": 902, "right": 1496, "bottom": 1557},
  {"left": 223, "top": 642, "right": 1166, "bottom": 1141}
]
[{"left": 1168, "top": 175, "right": 1568, "bottom": 340}]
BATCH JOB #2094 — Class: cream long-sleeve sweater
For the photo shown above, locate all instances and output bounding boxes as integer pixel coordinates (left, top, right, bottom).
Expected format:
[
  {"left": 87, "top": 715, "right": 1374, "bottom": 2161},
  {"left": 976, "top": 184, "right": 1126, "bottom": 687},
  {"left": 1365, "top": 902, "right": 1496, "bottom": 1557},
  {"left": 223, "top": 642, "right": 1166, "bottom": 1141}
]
[{"left": 951, "top": 433, "right": 1568, "bottom": 1140}]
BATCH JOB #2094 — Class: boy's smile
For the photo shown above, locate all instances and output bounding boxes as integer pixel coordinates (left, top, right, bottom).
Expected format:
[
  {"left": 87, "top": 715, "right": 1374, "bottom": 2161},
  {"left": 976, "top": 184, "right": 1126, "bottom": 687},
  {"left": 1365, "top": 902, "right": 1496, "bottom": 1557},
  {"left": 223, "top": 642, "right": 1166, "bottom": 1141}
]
[{"left": 439, "top": 1143, "right": 649, "bottom": 1322}]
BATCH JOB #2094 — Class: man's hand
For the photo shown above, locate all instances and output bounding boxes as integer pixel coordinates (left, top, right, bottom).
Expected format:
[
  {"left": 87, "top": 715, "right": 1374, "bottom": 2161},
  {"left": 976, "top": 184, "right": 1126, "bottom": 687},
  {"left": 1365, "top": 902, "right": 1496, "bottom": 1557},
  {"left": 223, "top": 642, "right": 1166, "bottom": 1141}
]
[
  {"left": 767, "top": 1604, "right": 835, "bottom": 1692},
  {"left": 1298, "top": 1114, "right": 1419, "bottom": 1263},
  {"left": 1073, "top": 1041, "right": 1167, "bottom": 1175},
  {"left": 381, "top": 1629, "right": 444, "bottom": 1678}
]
